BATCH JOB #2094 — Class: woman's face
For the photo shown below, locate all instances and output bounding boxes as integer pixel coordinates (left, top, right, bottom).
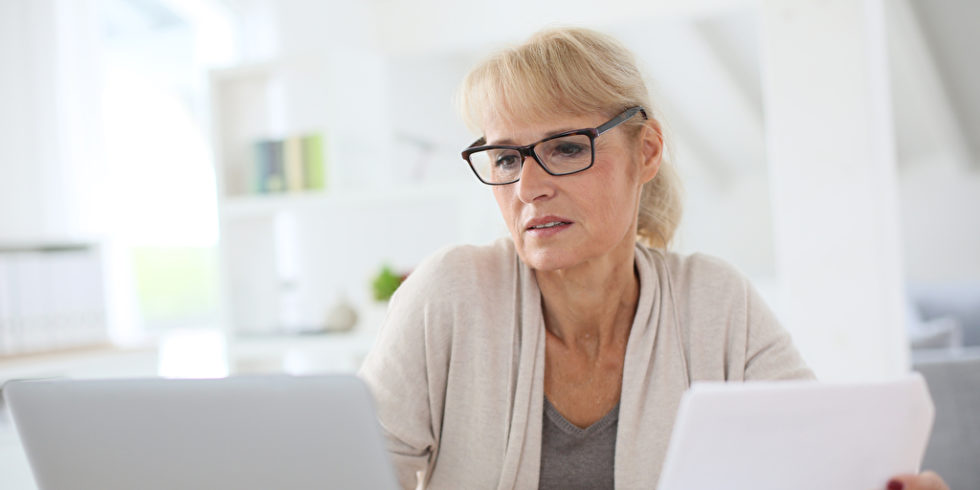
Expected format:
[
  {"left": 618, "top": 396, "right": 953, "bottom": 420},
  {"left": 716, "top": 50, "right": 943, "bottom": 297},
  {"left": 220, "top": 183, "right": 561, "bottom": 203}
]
[{"left": 484, "top": 112, "right": 661, "bottom": 272}]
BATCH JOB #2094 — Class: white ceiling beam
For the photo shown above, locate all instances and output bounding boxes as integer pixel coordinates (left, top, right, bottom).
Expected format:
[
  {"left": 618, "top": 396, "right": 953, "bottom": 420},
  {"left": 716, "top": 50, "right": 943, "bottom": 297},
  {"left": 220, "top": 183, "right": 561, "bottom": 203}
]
[
  {"left": 693, "top": 13, "right": 763, "bottom": 118},
  {"left": 886, "top": 0, "right": 972, "bottom": 170},
  {"left": 623, "top": 18, "right": 766, "bottom": 183}
]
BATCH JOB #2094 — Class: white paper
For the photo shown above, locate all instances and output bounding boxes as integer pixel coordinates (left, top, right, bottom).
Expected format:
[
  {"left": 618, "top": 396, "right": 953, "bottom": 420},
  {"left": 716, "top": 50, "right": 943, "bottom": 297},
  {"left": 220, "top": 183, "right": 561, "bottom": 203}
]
[{"left": 657, "top": 374, "right": 934, "bottom": 490}]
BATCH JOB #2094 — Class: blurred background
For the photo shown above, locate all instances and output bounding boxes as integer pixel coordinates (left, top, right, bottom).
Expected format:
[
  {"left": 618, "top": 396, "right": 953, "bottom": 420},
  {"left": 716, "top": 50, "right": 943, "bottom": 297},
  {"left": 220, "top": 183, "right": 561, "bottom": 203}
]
[
  {"left": 1, "top": 0, "right": 978, "bottom": 379},
  {"left": 1, "top": 0, "right": 978, "bottom": 487},
  {"left": 0, "top": 0, "right": 977, "bottom": 371}
]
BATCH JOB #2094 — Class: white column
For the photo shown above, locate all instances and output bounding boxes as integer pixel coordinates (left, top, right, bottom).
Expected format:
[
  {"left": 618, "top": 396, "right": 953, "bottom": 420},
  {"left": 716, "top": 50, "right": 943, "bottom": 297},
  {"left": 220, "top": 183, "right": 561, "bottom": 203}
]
[
  {"left": 0, "top": 0, "right": 104, "bottom": 243},
  {"left": 760, "top": 0, "right": 909, "bottom": 381}
]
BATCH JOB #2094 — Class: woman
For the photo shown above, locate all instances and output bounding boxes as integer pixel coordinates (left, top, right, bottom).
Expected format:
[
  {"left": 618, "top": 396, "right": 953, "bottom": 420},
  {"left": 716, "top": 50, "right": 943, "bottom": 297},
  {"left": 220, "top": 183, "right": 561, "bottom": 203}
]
[{"left": 359, "top": 27, "right": 947, "bottom": 490}]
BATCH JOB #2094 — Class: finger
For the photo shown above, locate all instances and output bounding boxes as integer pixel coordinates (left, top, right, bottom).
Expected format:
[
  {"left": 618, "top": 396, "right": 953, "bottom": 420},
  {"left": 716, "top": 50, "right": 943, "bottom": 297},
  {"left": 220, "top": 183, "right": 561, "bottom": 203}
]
[{"left": 887, "top": 471, "right": 949, "bottom": 490}]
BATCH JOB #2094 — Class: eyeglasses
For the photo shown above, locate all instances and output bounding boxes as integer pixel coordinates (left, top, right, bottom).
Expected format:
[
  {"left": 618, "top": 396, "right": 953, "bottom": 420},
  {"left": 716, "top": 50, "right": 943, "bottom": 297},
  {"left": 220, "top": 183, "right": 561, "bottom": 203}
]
[{"left": 461, "top": 106, "right": 647, "bottom": 186}]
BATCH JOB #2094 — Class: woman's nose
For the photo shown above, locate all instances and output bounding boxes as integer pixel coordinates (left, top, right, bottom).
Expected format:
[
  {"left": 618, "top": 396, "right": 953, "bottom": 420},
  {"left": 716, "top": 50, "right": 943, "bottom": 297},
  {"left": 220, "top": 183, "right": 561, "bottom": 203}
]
[{"left": 515, "top": 155, "right": 555, "bottom": 204}]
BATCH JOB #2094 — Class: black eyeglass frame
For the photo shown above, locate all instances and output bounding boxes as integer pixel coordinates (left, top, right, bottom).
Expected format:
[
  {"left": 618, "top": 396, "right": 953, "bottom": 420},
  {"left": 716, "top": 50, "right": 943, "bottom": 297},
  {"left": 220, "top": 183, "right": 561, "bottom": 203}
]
[{"left": 461, "top": 106, "right": 648, "bottom": 186}]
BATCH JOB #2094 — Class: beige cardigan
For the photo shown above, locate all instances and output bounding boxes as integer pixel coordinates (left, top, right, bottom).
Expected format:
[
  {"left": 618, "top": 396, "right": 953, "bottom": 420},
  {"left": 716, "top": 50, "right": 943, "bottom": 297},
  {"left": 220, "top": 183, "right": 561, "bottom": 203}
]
[{"left": 359, "top": 238, "right": 813, "bottom": 489}]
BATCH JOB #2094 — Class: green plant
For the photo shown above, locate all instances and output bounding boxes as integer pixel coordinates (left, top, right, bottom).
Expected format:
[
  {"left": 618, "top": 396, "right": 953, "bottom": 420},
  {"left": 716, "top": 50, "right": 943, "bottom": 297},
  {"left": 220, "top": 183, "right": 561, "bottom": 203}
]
[{"left": 372, "top": 264, "right": 405, "bottom": 301}]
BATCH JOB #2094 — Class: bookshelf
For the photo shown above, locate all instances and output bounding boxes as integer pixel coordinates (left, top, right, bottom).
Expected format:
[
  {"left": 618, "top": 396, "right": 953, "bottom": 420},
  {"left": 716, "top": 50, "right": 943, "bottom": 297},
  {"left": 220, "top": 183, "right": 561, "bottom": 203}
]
[
  {"left": 209, "top": 54, "right": 496, "bottom": 338},
  {"left": 0, "top": 242, "right": 109, "bottom": 358}
]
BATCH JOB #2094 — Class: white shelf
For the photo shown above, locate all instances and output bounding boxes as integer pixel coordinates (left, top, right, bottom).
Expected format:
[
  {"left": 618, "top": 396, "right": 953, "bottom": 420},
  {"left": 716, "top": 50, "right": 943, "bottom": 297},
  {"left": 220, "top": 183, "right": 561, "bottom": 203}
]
[
  {"left": 0, "top": 240, "right": 103, "bottom": 252},
  {"left": 220, "top": 183, "right": 467, "bottom": 219}
]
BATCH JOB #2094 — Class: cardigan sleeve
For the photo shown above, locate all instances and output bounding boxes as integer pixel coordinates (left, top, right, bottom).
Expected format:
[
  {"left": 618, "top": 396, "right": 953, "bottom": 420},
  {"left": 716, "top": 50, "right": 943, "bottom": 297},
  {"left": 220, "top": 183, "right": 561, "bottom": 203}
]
[
  {"left": 671, "top": 251, "right": 815, "bottom": 382},
  {"left": 358, "top": 248, "right": 457, "bottom": 489},
  {"left": 741, "top": 275, "right": 816, "bottom": 381},
  {"left": 359, "top": 289, "right": 434, "bottom": 488}
]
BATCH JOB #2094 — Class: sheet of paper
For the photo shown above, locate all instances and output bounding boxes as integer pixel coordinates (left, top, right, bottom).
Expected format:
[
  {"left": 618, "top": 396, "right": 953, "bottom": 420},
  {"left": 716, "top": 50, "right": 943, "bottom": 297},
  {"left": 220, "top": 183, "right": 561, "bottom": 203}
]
[{"left": 657, "top": 374, "right": 934, "bottom": 490}]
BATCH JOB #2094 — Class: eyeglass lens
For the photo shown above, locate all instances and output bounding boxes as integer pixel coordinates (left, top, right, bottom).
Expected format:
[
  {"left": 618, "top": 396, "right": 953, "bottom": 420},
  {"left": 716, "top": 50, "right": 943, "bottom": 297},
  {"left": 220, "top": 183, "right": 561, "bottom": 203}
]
[{"left": 468, "top": 133, "right": 592, "bottom": 184}]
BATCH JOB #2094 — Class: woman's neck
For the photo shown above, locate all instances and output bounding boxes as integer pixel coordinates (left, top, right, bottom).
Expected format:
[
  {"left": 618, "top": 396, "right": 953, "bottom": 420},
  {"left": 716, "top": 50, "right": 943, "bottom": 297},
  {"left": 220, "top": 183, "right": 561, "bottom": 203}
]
[{"left": 534, "top": 235, "right": 639, "bottom": 358}]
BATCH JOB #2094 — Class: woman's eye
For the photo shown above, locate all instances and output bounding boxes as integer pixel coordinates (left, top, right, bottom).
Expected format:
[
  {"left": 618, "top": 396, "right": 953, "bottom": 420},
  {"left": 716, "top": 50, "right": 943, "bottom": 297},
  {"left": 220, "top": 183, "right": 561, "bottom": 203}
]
[
  {"left": 553, "top": 143, "right": 586, "bottom": 158},
  {"left": 495, "top": 154, "right": 519, "bottom": 168}
]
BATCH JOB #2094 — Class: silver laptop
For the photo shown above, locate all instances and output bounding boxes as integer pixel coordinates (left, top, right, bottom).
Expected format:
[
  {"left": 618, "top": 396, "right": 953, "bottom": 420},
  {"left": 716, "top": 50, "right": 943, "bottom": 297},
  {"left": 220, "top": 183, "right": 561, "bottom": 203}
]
[{"left": 3, "top": 375, "right": 398, "bottom": 490}]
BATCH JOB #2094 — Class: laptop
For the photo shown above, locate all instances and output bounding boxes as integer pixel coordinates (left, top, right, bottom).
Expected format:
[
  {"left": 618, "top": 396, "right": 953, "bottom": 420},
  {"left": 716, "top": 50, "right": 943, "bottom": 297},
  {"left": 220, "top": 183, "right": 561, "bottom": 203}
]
[{"left": 3, "top": 375, "right": 398, "bottom": 490}]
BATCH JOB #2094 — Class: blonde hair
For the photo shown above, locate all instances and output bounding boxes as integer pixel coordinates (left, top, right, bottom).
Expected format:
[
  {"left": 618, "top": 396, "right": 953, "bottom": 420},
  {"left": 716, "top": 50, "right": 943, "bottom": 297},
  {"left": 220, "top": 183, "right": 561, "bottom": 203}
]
[{"left": 457, "top": 27, "right": 683, "bottom": 249}]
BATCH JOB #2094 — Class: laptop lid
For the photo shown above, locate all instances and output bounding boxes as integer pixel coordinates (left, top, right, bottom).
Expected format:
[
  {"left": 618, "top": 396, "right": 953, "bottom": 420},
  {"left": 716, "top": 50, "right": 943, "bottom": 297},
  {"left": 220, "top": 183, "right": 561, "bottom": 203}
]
[{"left": 4, "top": 375, "right": 398, "bottom": 490}]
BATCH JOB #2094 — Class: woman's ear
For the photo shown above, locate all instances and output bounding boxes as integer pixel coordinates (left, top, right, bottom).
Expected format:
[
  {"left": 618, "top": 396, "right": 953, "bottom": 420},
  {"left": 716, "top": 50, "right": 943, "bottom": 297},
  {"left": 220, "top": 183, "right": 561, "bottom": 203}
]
[{"left": 638, "top": 118, "right": 664, "bottom": 184}]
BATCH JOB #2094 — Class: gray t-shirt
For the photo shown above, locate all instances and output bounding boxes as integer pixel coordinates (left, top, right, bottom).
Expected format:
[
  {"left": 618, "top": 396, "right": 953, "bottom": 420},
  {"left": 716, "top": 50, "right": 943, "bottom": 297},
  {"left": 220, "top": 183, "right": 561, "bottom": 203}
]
[{"left": 538, "top": 397, "right": 619, "bottom": 490}]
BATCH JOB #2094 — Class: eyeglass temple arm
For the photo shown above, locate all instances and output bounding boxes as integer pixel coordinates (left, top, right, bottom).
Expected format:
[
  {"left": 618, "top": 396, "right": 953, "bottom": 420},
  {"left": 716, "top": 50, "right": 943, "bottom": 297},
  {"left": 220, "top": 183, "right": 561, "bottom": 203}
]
[{"left": 596, "top": 106, "right": 648, "bottom": 135}]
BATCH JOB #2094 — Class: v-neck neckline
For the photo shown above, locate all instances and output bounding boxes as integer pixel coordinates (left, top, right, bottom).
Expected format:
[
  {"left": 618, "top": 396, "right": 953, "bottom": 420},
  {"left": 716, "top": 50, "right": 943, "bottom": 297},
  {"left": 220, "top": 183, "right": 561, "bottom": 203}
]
[{"left": 543, "top": 396, "right": 621, "bottom": 436}]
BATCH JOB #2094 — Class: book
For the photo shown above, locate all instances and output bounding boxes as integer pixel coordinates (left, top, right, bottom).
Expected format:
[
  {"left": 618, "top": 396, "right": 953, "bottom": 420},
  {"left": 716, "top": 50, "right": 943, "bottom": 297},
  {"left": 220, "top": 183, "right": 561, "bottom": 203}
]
[
  {"left": 284, "top": 136, "right": 305, "bottom": 192},
  {"left": 250, "top": 133, "right": 327, "bottom": 195},
  {"left": 303, "top": 133, "right": 327, "bottom": 191},
  {"left": 254, "top": 139, "right": 286, "bottom": 193}
]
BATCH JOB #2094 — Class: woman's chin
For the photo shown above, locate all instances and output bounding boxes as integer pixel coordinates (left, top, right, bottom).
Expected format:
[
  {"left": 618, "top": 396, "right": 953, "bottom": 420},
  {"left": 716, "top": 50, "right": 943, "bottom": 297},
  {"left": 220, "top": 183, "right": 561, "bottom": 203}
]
[{"left": 518, "top": 246, "right": 580, "bottom": 272}]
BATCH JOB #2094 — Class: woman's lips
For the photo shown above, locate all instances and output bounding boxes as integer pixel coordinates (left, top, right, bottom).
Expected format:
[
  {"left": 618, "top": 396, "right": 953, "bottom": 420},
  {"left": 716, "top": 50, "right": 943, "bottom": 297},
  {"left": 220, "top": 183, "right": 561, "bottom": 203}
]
[
  {"left": 525, "top": 217, "right": 574, "bottom": 238},
  {"left": 526, "top": 222, "right": 572, "bottom": 238}
]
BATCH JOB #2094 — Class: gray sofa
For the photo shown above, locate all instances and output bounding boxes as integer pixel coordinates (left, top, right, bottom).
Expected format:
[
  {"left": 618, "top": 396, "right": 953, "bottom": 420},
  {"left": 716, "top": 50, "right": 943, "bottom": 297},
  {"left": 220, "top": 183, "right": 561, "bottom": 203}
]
[
  {"left": 908, "top": 281, "right": 980, "bottom": 350},
  {"left": 914, "top": 352, "right": 980, "bottom": 490}
]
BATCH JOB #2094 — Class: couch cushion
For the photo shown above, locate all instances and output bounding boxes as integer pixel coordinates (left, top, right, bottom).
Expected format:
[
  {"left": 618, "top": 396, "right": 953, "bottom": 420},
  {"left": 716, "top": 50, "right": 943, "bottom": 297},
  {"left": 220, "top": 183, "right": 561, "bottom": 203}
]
[{"left": 914, "top": 356, "right": 980, "bottom": 490}]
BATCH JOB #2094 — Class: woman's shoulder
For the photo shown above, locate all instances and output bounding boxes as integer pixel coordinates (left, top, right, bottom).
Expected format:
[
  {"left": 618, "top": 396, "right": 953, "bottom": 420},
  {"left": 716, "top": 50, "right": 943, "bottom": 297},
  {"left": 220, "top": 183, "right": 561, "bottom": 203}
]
[
  {"left": 396, "top": 237, "right": 518, "bottom": 299},
  {"left": 379, "top": 237, "right": 520, "bottom": 350},
  {"left": 419, "top": 236, "right": 515, "bottom": 271},
  {"left": 637, "top": 245, "right": 750, "bottom": 299},
  {"left": 637, "top": 245, "right": 813, "bottom": 381}
]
